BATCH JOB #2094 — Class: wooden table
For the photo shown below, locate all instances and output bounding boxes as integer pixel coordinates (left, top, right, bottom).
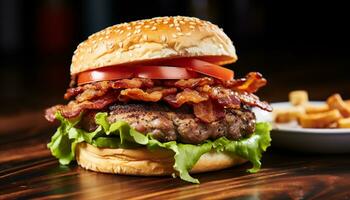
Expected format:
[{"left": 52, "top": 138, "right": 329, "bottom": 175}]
[{"left": 1, "top": 112, "right": 350, "bottom": 199}]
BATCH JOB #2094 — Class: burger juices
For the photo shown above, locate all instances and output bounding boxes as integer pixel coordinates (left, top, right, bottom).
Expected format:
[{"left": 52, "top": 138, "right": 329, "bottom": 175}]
[{"left": 45, "top": 16, "right": 272, "bottom": 183}]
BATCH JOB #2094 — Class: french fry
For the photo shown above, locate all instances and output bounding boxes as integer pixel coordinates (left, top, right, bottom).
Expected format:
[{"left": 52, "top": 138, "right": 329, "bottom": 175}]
[
  {"left": 326, "top": 122, "right": 338, "bottom": 128},
  {"left": 298, "top": 109, "right": 342, "bottom": 128},
  {"left": 326, "top": 94, "right": 350, "bottom": 117},
  {"left": 274, "top": 106, "right": 305, "bottom": 123},
  {"left": 304, "top": 104, "right": 330, "bottom": 114},
  {"left": 289, "top": 90, "right": 309, "bottom": 106},
  {"left": 338, "top": 118, "right": 350, "bottom": 128},
  {"left": 345, "top": 100, "right": 350, "bottom": 107}
]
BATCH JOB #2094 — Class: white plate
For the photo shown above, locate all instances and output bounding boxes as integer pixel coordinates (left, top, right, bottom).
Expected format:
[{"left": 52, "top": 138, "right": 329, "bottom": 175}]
[{"left": 253, "top": 101, "right": 350, "bottom": 153}]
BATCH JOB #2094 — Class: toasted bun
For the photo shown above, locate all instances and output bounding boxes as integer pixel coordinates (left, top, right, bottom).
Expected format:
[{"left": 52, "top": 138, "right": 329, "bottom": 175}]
[
  {"left": 71, "top": 16, "right": 237, "bottom": 75},
  {"left": 76, "top": 142, "right": 247, "bottom": 176}
]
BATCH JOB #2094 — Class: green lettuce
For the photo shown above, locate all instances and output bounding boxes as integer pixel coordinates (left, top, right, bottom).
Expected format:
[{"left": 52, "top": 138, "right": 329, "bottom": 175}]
[{"left": 48, "top": 112, "right": 271, "bottom": 183}]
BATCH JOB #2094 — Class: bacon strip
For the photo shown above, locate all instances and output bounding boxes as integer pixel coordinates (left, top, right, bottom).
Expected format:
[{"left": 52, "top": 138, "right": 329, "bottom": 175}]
[
  {"left": 65, "top": 72, "right": 266, "bottom": 101},
  {"left": 236, "top": 91, "right": 272, "bottom": 111},
  {"left": 193, "top": 99, "right": 225, "bottom": 123},
  {"left": 195, "top": 85, "right": 272, "bottom": 111},
  {"left": 111, "top": 78, "right": 154, "bottom": 89},
  {"left": 45, "top": 92, "right": 119, "bottom": 122},
  {"left": 174, "top": 77, "right": 214, "bottom": 89},
  {"left": 64, "top": 78, "right": 155, "bottom": 101},
  {"left": 120, "top": 88, "right": 177, "bottom": 102},
  {"left": 208, "top": 86, "right": 241, "bottom": 109},
  {"left": 48, "top": 73, "right": 271, "bottom": 122},
  {"left": 223, "top": 72, "right": 267, "bottom": 93},
  {"left": 163, "top": 89, "right": 208, "bottom": 108},
  {"left": 64, "top": 87, "right": 84, "bottom": 100}
]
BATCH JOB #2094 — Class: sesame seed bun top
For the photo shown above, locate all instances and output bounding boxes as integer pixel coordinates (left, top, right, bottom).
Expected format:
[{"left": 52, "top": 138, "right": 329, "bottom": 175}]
[{"left": 71, "top": 16, "right": 238, "bottom": 75}]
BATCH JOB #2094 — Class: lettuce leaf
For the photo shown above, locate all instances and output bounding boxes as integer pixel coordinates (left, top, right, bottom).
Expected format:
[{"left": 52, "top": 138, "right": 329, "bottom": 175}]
[{"left": 48, "top": 112, "right": 271, "bottom": 183}]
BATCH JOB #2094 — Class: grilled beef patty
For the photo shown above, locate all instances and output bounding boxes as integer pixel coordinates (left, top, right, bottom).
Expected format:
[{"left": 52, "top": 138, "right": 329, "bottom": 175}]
[{"left": 80, "top": 103, "right": 256, "bottom": 144}]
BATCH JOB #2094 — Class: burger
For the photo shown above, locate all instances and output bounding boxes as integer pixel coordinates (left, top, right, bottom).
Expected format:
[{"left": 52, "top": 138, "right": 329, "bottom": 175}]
[{"left": 45, "top": 16, "right": 272, "bottom": 183}]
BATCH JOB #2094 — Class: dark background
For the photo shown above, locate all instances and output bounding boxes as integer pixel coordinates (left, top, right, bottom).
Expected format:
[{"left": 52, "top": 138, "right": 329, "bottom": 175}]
[{"left": 1, "top": 0, "right": 349, "bottom": 115}]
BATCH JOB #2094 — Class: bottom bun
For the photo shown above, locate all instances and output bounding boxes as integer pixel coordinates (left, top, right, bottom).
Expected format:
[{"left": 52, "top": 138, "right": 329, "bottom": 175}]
[{"left": 76, "top": 142, "right": 247, "bottom": 176}]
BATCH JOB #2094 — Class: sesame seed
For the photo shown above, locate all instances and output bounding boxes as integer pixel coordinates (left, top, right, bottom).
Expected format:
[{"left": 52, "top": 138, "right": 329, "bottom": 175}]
[
  {"left": 151, "top": 26, "right": 157, "bottom": 31},
  {"left": 185, "top": 32, "right": 191, "bottom": 36},
  {"left": 144, "top": 25, "right": 151, "bottom": 28},
  {"left": 163, "top": 21, "right": 169, "bottom": 24},
  {"left": 189, "top": 25, "right": 195, "bottom": 29},
  {"left": 169, "top": 24, "right": 174, "bottom": 28},
  {"left": 119, "top": 30, "right": 124, "bottom": 34},
  {"left": 189, "top": 21, "right": 196, "bottom": 25},
  {"left": 135, "top": 25, "right": 141, "bottom": 29},
  {"left": 143, "top": 35, "right": 148, "bottom": 41},
  {"left": 176, "top": 27, "right": 181, "bottom": 32},
  {"left": 119, "top": 42, "right": 123, "bottom": 48},
  {"left": 172, "top": 34, "right": 177, "bottom": 38},
  {"left": 134, "top": 44, "right": 141, "bottom": 48},
  {"left": 126, "top": 32, "right": 132, "bottom": 37},
  {"left": 177, "top": 32, "right": 184, "bottom": 36},
  {"left": 179, "top": 21, "right": 185, "bottom": 24}
]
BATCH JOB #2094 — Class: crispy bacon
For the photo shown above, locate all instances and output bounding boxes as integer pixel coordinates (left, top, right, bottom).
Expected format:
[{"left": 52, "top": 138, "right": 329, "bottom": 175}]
[
  {"left": 45, "top": 105, "right": 62, "bottom": 122},
  {"left": 120, "top": 88, "right": 177, "bottom": 102},
  {"left": 145, "top": 87, "right": 176, "bottom": 94},
  {"left": 111, "top": 78, "right": 154, "bottom": 89},
  {"left": 193, "top": 99, "right": 225, "bottom": 123},
  {"left": 208, "top": 86, "right": 241, "bottom": 109},
  {"left": 45, "top": 92, "right": 119, "bottom": 122},
  {"left": 236, "top": 91, "right": 272, "bottom": 111},
  {"left": 223, "top": 72, "right": 267, "bottom": 93},
  {"left": 237, "top": 72, "right": 266, "bottom": 93},
  {"left": 48, "top": 73, "right": 271, "bottom": 122},
  {"left": 196, "top": 85, "right": 272, "bottom": 111},
  {"left": 64, "top": 81, "right": 111, "bottom": 100},
  {"left": 64, "top": 72, "right": 266, "bottom": 101},
  {"left": 163, "top": 89, "right": 208, "bottom": 108},
  {"left": 64, "top": 87, "right": 84, "bottom": 100},
  {"left": 64, "top": 78, "right": 154, "bottom": 101},
  {"left": 174, "top": 77, "right": 214, "bottom": 89}
]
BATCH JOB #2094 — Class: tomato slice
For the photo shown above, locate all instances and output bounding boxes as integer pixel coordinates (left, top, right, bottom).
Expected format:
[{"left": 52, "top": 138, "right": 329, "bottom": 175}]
[
  {"left": 135, "top": 66, "right": 199, "bottom": 79},
  {"left": 162, "top": 58, "right": 234, "bottom": 80},
  {"left": 77, "top": 67, "right": 133, "bottom": 85},
  {"left": 77, "top": 66, "right": 199, "bottom": 85},
  {"left": 77, "top": 58, "right": 234, "bottom": 85}
]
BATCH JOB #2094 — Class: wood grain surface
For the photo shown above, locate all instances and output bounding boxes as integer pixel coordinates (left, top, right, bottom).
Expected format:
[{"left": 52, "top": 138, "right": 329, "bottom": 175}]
[{"left": 1, "top": 112, "right": 350, "bottom": 200}]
